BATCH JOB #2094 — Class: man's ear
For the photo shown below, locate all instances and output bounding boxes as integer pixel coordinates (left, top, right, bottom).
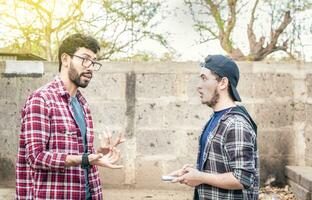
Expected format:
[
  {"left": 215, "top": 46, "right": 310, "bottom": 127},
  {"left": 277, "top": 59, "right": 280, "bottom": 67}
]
[
  {"left": 219, "top": 77, "right": 229, "bottom": 90},
  {"left": 61, "top": 53, "right": 70, "bottom": 70}
]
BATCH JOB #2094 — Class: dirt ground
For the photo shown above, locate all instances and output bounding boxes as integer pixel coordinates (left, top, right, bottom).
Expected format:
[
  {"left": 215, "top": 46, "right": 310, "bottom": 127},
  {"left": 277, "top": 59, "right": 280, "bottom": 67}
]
[
  {"left": 0, "top": 188, "right": 193, "bottom": 200},
  {"left": 1, "top": 185, "right": 297, "bottom": 200},
  {"left": 259, "top": 185, "right": 297, "bottom": 200}
]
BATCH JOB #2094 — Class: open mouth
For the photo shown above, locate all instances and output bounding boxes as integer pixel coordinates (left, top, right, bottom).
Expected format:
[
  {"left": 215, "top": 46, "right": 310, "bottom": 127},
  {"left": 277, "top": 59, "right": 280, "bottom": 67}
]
[
  {"left": 81, "top": 73, "right": 92, "bottom": 79},
  {"left": 198, "top": 91, "right": 203, "bottom": 98}
]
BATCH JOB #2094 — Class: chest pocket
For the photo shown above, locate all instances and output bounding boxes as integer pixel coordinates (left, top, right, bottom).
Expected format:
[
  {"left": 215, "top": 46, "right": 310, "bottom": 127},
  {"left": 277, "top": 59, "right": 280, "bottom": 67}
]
[{"left": 50, "top": 122, "right": 79, "bottom": 154}]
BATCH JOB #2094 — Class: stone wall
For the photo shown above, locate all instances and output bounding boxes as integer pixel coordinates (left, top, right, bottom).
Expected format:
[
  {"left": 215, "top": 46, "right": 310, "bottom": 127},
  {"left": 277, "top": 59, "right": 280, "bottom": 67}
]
[{"left": 0, "top": 61, "right": 311, "bottom": 189}]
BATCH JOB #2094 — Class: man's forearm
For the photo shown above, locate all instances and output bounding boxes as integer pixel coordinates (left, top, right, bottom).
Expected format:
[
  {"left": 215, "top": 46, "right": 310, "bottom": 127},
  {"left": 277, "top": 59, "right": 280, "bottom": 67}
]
[
  {"left": 65, "top": 155, "right": 82, "bottom": 167},
  {"left": 200, "top": 172, "right": 244, "bottom": 190},
  {"left": 65, "top": 154, "right": 103, "bottom": 167}
]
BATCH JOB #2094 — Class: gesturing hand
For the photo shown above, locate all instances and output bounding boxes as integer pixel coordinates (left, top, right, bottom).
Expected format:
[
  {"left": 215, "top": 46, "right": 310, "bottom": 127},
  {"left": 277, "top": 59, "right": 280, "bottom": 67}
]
[
  {"left": 91, "top": 148, "right": 123, "bottom": 169},
  {"left": 97, "top": 127, "right": 126, "bottom": 154}
]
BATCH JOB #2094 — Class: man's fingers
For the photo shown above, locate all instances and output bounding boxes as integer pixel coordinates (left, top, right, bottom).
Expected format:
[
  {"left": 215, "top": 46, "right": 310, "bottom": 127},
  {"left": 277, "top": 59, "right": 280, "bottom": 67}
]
[
  {"left": 171, "top": 176, "right": 184, "bottom": 183},
  {"left": 116, "top": 138, "right": 126, "bottom": 145},
  {"left": 107, "top": 164, "right": 124, "bottom": 169},
  {"left": 109, "top": 148, "right": 121, "bottom": 164},
  {"left": 105, "top": 148, "right": 116, "bottom": 159},
  {"left": 182, "top": 165, "right": 193, "bottom": 174},
  {"left": 109, "top": 156, "right": 120, "bottom": 164},
  {"left": 99, "top": 132, "right": 111, "bottom": 146},
  {"left": 103, "top": 127, "right": 112, "bottom": 143},
  {"left": 106, "top": 133, "right": 112, "bottom": 146},
  {"left": 182, "top": 164, "right": 193, "bottom": 170},
  {"left": 168, "top": 170, "right": 180, "bottom": 176},
  {"left": 110, "top": 149, "right": 119, "bottom": 160},
  {"left": 102, "top": 129, "right": 126, "bottom": 149},
  {"left": 168, "top": 165, "right": 190, "bottom": 177},
  {"left": 113, "top": 133, "right": 126, "bottom": 147},
  {"left": 184, "top": 166, "right": 194, "bottom": 172},
  {"left": 96, "top": 158, "right": 123, "bottom": 169},
  {"left": 105, "top": 150, "right": 113, "bottom": 158}
]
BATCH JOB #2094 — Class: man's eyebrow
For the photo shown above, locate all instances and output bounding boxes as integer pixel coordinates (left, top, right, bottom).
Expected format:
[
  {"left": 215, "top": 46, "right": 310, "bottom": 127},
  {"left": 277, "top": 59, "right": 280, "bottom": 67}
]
[{"left": 82, "top": 53, "right": 97, "bottom": 60}]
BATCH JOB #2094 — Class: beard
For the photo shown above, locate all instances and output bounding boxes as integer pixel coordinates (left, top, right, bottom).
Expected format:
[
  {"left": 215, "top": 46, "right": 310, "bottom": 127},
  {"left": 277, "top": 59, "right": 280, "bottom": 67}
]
[
  {"left": 68, "top": 62, "right": 92, "bottom": 88},
  {"left": 205, "top": 89, "right": 220, "bottom": 108}
]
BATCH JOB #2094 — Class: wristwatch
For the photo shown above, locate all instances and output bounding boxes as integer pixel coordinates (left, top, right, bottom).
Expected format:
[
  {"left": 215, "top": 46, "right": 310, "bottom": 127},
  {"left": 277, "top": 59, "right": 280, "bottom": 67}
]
[{"left": 81, "top": 152, "right": 90, "bottom": 169}]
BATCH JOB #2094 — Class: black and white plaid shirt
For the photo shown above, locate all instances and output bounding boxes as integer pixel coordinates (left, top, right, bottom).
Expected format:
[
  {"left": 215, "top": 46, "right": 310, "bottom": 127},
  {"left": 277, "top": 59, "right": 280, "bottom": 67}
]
[{"left": 195, "top": 106, "right": 259, "bottom": 200}]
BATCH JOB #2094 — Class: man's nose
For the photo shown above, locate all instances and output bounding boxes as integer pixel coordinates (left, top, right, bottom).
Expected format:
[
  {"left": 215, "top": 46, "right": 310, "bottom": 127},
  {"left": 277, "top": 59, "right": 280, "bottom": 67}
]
[
  {"left": 196, "top": 82, "right": 202, "bottom": 90},
  {"left": 86, "top": 68, "right": 93, "bottom": 73}
]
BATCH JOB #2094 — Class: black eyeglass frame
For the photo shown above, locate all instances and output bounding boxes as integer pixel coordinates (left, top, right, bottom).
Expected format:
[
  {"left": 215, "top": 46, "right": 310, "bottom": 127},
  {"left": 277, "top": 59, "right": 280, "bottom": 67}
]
[{"left": 68, "top": 53, "right": 102, "bottom": 71}]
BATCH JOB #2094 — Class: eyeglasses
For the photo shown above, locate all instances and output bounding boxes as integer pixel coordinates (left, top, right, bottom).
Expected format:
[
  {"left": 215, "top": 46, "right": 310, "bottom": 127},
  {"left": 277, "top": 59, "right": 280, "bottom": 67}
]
[{"left": 69, "top": 54, "right": 102, "bottom": 71}]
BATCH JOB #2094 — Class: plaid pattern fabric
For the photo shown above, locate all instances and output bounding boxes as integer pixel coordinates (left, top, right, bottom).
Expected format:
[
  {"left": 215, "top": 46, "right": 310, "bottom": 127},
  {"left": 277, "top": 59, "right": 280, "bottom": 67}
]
[
  {"left": 196, "top": 107, "right": 259, "bottom": 200},
  {"left": 16, "top": 76, "right": 103, "bottom": 200}
]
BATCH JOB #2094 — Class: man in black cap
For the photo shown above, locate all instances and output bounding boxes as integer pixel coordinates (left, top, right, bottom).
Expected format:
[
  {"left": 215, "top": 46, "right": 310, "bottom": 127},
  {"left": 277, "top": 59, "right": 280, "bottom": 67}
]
[{"left": 168, "top": 55, "right": 259, "bottom": 199}]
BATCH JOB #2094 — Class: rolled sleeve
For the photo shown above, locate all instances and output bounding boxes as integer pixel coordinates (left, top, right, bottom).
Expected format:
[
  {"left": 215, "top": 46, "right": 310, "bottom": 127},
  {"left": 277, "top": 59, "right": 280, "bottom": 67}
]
[
  {"left": 23, "top": 94, "right": 67, "bottom": 171},
  {"left": 224, "top": 119, "right": 257, "bottom": 189},
  {"left": 232, "top": 168, "right": 254, "bottom": 189}
]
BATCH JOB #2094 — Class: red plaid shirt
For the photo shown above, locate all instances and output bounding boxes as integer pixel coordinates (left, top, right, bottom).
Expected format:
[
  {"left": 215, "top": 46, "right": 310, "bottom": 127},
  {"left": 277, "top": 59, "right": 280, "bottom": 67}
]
[{"left": 16, "top": 76, "right": 103, "bottom": 200}]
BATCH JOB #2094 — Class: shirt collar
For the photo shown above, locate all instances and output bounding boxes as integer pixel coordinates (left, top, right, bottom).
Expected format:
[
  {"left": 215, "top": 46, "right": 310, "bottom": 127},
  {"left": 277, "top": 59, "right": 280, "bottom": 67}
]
[
  {"left": 54, "top": 75, "right": 68, "bottom": 97},
  {"left": 53, "top": 75, "right": 87, "bottom": 106}
]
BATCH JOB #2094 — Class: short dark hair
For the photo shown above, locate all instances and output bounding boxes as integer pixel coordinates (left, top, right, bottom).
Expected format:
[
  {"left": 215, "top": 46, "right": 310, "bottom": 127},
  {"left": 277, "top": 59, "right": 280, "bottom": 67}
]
[{"left": 58, "top": 33, "right": 101, "bottom": 72}]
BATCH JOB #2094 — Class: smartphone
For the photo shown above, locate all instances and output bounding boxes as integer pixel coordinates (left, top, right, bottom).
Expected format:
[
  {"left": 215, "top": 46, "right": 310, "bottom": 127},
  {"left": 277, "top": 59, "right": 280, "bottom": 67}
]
[{"left": 161, "top": 175, "right": 176, "bottom": 182}]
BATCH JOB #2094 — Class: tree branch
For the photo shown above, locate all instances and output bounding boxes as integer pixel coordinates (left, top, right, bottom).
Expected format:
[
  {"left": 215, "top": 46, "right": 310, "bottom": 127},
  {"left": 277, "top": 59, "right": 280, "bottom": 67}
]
[
  {"left": 247, "top": 0, "right": 260, "bottom": 54},
  {"left": 205, "top": 0, "right": 224, "bottom": 32},
  {"left": 225, "top": 0, "right": 237, "bottom": 37}
]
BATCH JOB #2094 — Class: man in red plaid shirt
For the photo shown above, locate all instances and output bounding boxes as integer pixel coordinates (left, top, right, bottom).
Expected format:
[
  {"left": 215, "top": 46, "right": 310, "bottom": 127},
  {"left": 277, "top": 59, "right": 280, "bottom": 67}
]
[{"left": 16, "top": 33, "right": 124, "bottom": 200}]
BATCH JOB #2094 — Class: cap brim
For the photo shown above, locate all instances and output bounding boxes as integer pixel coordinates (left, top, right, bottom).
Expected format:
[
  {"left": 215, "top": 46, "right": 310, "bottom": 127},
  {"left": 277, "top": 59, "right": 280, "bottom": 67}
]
[{"left": 230, "top": 83, "right": 241, "bottom": 102}]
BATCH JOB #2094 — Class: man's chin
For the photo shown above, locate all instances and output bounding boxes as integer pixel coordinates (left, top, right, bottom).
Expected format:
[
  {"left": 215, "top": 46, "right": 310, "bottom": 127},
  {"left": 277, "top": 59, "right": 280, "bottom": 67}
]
[
  {"left": 201, "top": 99, "right": 213, "bottom": 107},
  {"left": 74, "top": 80, "right": 90, "bottom": 88},
  {"left": 80, "top": 81, "right": 90, "bottom": 88},
  {"left": 200, "top": 98, "right": 207, "bottom": 104},
  {"left": 79, "top": 84, "right": 88, "bottom": 88}
]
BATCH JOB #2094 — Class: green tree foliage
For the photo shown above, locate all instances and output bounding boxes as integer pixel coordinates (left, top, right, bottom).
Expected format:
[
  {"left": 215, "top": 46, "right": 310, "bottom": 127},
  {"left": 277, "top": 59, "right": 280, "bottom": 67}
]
[
  {"left": 0, "top": 0, "right": 84, "bottom": 61},
  {"left": 83, "top": 0, "right": 170, "bottom": 60},
  {"left": 0, "top": 0, "right": 169, "bottom": 61}
]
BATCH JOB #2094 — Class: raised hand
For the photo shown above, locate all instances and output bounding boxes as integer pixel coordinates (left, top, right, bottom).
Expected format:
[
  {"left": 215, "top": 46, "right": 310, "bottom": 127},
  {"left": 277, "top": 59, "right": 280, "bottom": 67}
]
[
  {"left": 97, "top": 128, "right": 112, "bottom": 154},
  {"left": 113, "top": 132, "right": 126, "bottom": 147},
  {"left": 97, "top": 127, "right": 126, "bottom": 154}
]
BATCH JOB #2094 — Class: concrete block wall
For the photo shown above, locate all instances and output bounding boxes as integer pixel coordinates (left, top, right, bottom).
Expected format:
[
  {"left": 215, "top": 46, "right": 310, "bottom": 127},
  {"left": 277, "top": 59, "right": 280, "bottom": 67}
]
[
  {"left": 0, "top": 61, "right": 311, "bottom": 189},
  {"left": 286, "top": 166, "right": 312, "bottom": 200}
]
